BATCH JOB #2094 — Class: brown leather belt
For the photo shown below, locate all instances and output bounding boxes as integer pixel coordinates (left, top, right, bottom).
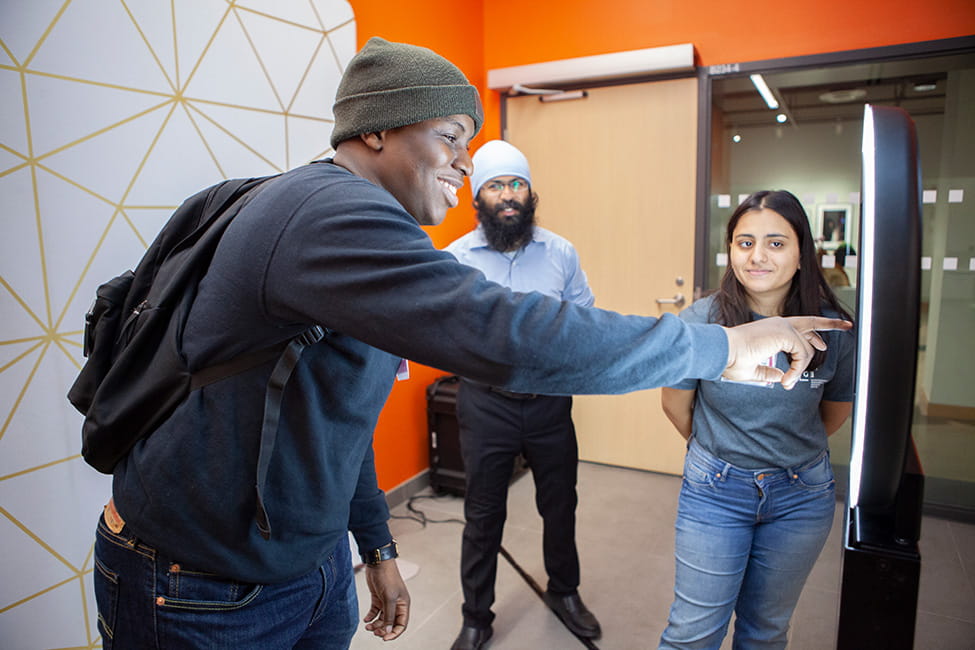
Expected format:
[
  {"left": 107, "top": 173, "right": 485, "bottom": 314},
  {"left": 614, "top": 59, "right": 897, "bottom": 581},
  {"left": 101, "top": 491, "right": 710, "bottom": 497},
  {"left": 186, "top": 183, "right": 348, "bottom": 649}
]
[{"left": 104, "top": 498, "right": 126, "bottom": 534}]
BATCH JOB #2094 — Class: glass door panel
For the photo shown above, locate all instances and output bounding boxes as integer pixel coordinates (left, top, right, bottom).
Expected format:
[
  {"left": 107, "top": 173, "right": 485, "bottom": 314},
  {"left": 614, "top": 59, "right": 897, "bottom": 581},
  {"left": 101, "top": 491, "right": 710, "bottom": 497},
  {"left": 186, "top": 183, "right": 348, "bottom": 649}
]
[{"left": 704, "top": 46, "right": 975, "bottom": 520}]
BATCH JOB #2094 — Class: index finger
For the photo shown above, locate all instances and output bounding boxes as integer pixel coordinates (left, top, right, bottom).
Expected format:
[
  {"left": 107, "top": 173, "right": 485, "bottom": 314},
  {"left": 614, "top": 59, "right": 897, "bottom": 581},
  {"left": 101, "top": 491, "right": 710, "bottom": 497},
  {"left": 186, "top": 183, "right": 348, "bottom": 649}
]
[{"left": 786, "top": 316, "right": 853, "bottom": 333}]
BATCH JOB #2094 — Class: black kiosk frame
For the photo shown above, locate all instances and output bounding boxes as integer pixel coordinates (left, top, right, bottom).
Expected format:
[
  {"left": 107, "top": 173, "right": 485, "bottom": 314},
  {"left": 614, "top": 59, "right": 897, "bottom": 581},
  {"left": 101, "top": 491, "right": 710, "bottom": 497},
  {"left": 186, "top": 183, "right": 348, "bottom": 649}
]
[{"left": 836, "top": 104, "right": 925, "bottom": 648}]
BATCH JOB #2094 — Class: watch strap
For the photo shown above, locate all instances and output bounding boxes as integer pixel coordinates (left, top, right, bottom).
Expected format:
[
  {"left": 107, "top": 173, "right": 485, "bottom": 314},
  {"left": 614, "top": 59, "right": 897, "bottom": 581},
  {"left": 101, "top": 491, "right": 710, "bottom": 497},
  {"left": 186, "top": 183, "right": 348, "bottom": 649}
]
[{"left": 361, "top": 540, "right": 398, "bottom": 566}]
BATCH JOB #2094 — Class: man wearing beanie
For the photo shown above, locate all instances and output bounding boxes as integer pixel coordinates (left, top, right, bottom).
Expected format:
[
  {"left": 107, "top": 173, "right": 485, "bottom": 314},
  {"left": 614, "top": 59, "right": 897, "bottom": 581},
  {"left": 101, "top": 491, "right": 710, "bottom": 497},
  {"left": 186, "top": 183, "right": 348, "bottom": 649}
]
[
  {"left": 445, "top": 140, "right": 601, "bottom": 649},
  {"left": 92, "top": 36, "right": 849, "bottom": 649}
]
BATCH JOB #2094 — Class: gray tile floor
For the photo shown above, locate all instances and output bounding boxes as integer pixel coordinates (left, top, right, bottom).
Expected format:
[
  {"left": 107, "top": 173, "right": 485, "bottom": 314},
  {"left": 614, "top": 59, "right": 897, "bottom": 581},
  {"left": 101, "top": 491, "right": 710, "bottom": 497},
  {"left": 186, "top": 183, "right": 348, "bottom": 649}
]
[{"left": 350, "top": 462, "right": 975, "bottom": 649}]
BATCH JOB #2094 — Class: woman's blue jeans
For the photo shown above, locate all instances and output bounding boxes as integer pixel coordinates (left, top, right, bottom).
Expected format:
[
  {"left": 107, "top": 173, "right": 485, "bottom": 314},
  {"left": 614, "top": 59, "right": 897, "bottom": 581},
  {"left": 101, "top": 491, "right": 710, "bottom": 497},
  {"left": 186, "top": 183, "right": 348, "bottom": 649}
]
[
  {"left": 659, "top": 440, "right": 836, "bottom": 650},
  {"left": 93, "top": 512, "right": 358, "bottom": 649}
]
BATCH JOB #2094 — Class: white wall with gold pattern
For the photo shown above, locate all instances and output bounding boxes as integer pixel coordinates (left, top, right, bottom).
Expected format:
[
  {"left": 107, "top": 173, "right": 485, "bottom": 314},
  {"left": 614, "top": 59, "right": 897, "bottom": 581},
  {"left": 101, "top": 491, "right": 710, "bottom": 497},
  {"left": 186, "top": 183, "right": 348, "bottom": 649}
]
[{"left": 0, "top": 2, "right": 355, "bottom": 646}]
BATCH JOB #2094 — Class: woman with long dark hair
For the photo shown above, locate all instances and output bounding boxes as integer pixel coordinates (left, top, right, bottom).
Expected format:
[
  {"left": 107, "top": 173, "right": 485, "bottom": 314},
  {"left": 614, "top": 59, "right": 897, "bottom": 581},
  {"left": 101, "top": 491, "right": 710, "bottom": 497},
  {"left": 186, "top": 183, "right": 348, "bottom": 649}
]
[{"left": 658, "top": 190, "right": 855, "bottom": 649}]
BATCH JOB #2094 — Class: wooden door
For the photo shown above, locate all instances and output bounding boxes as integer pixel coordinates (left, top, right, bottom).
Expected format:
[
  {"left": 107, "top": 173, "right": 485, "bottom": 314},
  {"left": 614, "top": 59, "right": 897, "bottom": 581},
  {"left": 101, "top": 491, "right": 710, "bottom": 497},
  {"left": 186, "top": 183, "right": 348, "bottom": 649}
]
[{"left": 506, "top": 78, "right": 698, "bottom": 474}]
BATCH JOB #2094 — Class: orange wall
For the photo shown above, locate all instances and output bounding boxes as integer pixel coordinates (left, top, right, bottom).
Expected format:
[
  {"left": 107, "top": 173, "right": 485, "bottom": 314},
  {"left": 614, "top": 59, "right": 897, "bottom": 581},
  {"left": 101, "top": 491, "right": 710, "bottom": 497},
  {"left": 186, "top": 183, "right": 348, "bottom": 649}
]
[
  {"left": 348, "top": 0, "right": 974, "bottom": 491},
  {"left": 480, "top": 0, "right": 975, "bottom": 138},
  {"left": 482, "top": 0, "right": 975, "bottom": 69}
]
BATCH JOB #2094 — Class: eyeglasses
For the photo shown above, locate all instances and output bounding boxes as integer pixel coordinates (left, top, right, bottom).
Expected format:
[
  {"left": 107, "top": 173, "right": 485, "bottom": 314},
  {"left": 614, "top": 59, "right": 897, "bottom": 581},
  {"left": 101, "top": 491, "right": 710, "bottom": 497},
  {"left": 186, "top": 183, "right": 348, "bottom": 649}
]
[{"left": 481, "top": 179, "right": 530, "bottom": 194}]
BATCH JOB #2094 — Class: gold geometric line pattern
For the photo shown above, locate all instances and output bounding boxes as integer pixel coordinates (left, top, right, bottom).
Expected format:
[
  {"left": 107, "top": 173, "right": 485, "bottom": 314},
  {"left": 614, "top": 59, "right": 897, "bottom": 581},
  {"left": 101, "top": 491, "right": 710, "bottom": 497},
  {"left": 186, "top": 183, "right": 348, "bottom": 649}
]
[
  {"left": 0, "top": 339, "right": 45, "bottom": 373},
  {"left": 26, "top": 99, "right": 176, "bottom": 165},
  {"left": 118, "top": 0, "right": 177, "bottom": 92},
  {"left": 31, "top": 164, "right": 52, "bottom": 329},
  {"left": 0, "top": 339, "right": 47, "bottom": 441},
  {"left": 19, "top": 0, "right": 72, "bottom": 69},
  {"left": 0, "top": 504, "right": 81, "bottom": 577},
  {"left": 0, "top": 455, "right": 79, "bottom": 483},
  {"left": 0, "top": 2, "right": 354, "bottom": 645},
  {"left": 0, "top": 276, "right": 47, "bottom": 330},
  {"left": 186, "top": 101, "right": 280, "bottom": 172},
  {"left": 178, "top": 2, "right": 234, "bottom": 95},
  {"left": 0, "top": 570, "right": 92, "bottom": 615}
]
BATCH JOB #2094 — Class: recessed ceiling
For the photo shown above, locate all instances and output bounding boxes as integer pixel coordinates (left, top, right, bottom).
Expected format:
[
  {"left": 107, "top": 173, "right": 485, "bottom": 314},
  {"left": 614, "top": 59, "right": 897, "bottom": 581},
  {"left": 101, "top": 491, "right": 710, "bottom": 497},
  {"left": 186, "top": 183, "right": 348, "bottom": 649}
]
[{"left": 714, "top": 52, "right": 974, "bottom": 129}]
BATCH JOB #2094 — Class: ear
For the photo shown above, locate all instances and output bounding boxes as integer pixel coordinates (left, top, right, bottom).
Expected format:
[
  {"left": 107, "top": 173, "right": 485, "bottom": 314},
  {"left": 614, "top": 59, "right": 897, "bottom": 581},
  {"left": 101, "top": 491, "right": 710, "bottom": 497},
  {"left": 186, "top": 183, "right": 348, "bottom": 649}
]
[{"left": 359, "top": 131, "right": 385, "bottom": 151}]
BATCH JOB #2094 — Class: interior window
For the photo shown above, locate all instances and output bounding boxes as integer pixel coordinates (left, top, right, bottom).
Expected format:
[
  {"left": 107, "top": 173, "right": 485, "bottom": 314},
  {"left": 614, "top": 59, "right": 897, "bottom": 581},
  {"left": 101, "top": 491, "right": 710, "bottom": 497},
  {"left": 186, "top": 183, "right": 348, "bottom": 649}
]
[{"left": 705, "top": 46, "right": 975, "bottom": 521}]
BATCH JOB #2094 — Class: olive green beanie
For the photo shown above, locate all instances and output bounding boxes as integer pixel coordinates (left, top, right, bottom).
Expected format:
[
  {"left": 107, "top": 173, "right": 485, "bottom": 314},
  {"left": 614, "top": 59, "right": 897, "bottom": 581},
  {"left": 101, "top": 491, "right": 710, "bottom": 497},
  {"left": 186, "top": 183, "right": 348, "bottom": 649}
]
[{"left": 330, "top": 37, "right": 483, "bottom": 149}]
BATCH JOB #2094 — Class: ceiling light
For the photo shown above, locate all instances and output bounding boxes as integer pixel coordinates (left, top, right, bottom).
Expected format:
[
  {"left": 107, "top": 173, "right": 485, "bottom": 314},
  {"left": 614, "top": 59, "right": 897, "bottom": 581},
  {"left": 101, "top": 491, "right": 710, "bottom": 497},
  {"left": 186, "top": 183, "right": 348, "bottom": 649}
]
[
  {"left": 750, "top": 74, "right": 779, "bottom": 109},
  {"left": 733, "top": 133, "right": 742, "bottom": 143},
  {"left": 776, "top": 113, "right": 788, "bottom": 123},
  {"left": 819, "top": 89, "right": 867, "bottom": 104},
  {"left": 913, "top": 82, "right": 937, "bottom": 92}
]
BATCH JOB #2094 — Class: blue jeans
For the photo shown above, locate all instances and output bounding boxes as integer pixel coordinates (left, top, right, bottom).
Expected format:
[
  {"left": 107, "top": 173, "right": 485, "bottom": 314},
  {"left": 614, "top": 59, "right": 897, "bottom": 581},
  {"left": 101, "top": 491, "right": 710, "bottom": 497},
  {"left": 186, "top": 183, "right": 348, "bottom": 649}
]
[
  {"left": 659, "top": 441, "right": 836, "bottom": 650},
  {"left": 94, "top": 512, "right": 358, "bottom": 649}
]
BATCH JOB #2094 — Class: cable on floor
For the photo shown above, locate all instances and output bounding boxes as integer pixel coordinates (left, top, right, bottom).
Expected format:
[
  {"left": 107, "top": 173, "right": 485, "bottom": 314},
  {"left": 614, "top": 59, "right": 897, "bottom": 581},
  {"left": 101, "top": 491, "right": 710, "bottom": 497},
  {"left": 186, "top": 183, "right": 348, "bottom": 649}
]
[
  {"left": 393, "top": 493, "right": 599, "bottom": 648},
  {"left": 498, "top": 545, "right": 600, "bottom": 649},
  {"left": 390, "top": 492, "right": 466, "bottom": 527}
]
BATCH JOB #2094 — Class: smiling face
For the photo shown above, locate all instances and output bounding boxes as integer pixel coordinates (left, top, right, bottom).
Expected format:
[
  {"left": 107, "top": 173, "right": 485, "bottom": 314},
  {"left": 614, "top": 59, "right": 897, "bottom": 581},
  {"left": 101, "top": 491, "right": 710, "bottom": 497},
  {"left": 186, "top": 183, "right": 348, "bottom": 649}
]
[
  {"left": 729, "top": 207, "right": 801, "bottom": 315},
  {"left": 473, "top": 177, "right": 537, "bottom": 252},
  {"left": 475, "top": 176, "right": 531, "bottom": 221},
  {"left": 373, "top": 114, "right": 475, "bottom": 226}
]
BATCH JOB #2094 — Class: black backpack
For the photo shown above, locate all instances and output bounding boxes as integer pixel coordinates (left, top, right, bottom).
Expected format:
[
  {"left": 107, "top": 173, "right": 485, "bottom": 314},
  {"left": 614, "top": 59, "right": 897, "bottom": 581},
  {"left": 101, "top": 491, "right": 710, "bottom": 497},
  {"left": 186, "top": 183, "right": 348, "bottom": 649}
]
[{"left": 68, "top": 175, "right": 324, "bottom": 534}]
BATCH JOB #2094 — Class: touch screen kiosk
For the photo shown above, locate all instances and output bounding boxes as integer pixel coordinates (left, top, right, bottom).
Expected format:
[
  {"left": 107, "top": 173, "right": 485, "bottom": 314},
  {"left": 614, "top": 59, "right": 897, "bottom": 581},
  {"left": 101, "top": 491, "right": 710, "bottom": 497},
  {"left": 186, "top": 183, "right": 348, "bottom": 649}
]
[{"left": 836, "top": 104, "right": 925, "bottom": 649}]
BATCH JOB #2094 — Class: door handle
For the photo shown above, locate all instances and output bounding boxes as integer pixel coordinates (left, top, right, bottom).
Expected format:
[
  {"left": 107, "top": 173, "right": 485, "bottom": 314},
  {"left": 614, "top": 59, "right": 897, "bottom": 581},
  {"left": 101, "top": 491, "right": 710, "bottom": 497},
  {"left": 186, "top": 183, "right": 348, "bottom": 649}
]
[{"left": 655, "top": 293, "right": 686, "bottom": 308}]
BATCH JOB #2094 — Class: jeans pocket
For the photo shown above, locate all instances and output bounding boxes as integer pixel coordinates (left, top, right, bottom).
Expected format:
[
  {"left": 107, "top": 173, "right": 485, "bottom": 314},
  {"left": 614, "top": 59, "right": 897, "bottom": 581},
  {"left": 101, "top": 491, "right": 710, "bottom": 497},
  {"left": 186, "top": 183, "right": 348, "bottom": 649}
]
[
  {"left": 682, "top": 454, "right": 715, "bottom": 489},
  {"left": 160, "top": 566, "right": 262, "bottom": 611},
  {"left": 94, "top": 555, "right": 119, "bottom": 648},
  {"left": 794, "top": 454, "right": 835, "bottom": 490}
]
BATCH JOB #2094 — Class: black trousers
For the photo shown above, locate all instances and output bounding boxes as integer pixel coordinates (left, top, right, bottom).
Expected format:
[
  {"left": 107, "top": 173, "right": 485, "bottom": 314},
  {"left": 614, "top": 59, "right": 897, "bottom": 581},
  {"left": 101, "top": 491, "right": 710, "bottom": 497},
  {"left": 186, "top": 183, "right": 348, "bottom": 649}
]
[{"left": 456, "top": 380, "right": 580, "bottom": 628}]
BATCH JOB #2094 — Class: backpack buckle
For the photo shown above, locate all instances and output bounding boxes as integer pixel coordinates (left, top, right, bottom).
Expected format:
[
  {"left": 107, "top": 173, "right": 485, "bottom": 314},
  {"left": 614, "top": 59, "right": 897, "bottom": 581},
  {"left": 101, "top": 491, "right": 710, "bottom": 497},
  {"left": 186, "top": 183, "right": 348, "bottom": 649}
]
[{"left": 297, "top": 325, "right": 326, "bottom": 347}]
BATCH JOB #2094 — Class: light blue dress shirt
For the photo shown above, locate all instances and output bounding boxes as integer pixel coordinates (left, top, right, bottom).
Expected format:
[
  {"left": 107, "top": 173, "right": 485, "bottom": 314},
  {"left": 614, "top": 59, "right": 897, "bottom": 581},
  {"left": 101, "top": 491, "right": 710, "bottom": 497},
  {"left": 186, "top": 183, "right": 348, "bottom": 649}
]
[{"left": 445, "top": 225, "right": 594, "bottom": 308}]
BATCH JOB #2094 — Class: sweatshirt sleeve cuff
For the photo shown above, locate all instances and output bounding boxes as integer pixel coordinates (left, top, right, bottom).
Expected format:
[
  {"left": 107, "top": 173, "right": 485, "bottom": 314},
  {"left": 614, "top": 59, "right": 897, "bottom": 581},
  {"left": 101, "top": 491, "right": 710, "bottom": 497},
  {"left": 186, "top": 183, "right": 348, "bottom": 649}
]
[
  {"left": 351, "top": 522, "right": 393, "bottom": 557},
  {"left": 684, "top": 322, "right": 728, "bottom": 381}
]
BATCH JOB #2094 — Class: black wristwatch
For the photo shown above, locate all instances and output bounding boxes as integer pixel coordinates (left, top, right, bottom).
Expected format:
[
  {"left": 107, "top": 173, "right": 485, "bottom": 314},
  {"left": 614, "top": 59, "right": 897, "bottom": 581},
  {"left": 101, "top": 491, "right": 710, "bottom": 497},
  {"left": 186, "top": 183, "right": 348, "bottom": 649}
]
[{"left": 361, "top": 540, "right": 398, "bottom": 566}]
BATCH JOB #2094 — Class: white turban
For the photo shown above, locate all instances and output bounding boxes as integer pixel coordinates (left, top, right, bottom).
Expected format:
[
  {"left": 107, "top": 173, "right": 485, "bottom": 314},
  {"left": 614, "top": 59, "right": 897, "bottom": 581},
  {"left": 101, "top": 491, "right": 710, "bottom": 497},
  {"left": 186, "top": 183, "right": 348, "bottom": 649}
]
[{"left": 470, "top": 139, "right": 532, "bottom": 198}]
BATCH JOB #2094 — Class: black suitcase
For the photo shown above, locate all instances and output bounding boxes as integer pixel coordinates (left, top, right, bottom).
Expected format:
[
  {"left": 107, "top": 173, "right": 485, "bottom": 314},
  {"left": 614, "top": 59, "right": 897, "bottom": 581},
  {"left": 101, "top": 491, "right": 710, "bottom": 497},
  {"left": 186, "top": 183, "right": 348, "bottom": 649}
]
[{"left": 426, "top": 375, "right": 528, "bottom": 496}]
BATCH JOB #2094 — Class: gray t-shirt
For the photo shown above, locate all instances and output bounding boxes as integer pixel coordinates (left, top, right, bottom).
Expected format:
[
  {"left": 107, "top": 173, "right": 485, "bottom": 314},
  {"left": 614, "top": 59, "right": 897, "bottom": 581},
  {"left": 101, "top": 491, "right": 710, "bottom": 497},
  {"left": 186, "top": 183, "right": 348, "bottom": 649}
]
[{"left": 671, "top": 294, "right": 855, "bottom": 469}]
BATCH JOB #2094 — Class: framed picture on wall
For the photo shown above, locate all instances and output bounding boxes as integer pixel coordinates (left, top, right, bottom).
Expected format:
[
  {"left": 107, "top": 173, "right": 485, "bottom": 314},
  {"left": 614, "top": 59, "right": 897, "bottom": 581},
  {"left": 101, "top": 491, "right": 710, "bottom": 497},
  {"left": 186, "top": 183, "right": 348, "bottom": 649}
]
[{"left": 816, "top": 203, "right": 853, "bottom": 250}]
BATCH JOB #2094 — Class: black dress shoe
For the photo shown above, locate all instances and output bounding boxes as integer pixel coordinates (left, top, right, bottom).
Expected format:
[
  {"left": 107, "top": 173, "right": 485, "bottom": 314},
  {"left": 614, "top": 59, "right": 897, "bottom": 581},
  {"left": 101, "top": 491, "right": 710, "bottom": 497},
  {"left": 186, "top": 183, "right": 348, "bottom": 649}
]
[
  {"left": 450, "top": 624, "right": 493, "bottom": 650},
  {"left": 543, "top": 591, "right": 602, "bottom": 639}
]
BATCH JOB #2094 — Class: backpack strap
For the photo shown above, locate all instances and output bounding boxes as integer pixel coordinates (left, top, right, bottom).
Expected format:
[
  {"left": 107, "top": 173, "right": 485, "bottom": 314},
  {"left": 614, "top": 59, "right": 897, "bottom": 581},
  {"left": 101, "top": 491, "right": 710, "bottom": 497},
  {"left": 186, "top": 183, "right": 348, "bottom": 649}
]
[
  {"left": 254, "top": 325, "right": 327, "bottom": 540},
  {"left": 190, "top": 343, "right": 286, "bottom": 390}
]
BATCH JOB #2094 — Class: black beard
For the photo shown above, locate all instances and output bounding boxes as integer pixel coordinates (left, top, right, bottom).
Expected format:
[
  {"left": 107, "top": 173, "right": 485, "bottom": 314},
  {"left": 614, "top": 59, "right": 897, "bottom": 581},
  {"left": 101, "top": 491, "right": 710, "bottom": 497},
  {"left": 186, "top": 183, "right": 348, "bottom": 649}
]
[{"left": 475, "top": 193, "right": 538, "bottom": 252}]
